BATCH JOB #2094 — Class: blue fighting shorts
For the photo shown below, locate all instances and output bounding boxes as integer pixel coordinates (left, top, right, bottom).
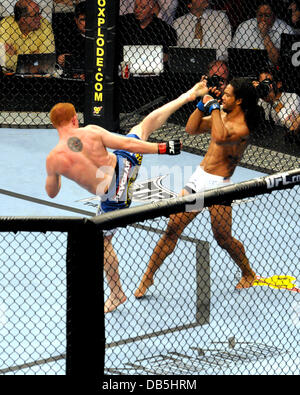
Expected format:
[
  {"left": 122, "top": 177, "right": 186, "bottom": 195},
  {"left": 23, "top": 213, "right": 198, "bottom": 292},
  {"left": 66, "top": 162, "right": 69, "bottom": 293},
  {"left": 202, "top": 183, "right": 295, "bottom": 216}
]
[{"left": 98, "top": 134, "right": 143, "bottom": 214}]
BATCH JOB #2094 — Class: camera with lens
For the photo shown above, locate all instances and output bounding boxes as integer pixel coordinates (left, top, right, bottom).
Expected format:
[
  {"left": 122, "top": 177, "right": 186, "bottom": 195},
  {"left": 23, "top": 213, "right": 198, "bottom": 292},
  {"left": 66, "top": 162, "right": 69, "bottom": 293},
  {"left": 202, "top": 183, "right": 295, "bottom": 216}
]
[
  {"left": 206, "top": 74, "right": 224, "bottom": 90},
  {"left": 256, "top": 78, "right": 273, "bottom": 99}
]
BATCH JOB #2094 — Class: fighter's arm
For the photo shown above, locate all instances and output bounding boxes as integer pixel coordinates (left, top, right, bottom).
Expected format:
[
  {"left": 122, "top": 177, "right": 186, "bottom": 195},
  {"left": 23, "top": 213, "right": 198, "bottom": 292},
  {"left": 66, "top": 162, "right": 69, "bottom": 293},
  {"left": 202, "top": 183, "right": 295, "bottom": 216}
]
[
  {"left": 258, "top": 21, "right": 280, "bottom": 66},
  {"left": 185, "top": 85, "right": 221, "bottom": 135},
  {"left": 210, "top": 109, "right": 249, "bottom": 145},
  {"left": 185, "top": 108, "right": 212, "bottom": 135},
  {"left": 45, "top": 154, "right": 61, "bottom": 198}
]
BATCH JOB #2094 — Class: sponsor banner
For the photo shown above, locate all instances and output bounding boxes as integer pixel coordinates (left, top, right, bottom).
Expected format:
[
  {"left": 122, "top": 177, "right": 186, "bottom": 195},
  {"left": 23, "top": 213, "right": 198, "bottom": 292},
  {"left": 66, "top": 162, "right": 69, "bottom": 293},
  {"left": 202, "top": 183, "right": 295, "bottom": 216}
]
[
  {"left": 85, "top": 0, "right": 119, "bottom": 129},
  {"left": 265, "top": 172, "right": 300, "bottom": 190}
]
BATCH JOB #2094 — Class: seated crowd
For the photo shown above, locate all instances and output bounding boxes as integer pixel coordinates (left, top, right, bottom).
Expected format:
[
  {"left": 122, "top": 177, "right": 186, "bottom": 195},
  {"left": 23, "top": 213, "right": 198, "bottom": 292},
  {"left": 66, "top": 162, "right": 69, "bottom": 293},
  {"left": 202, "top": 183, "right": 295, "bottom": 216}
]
[
  {"left": 0, "top": 0, "right": 299, "bottom": 140},
  {"left": 0, "top": 0, "right": 299, "bottom": 74},
  {"left": 0, "top": 0, "right": 85, "bottom": 78}
]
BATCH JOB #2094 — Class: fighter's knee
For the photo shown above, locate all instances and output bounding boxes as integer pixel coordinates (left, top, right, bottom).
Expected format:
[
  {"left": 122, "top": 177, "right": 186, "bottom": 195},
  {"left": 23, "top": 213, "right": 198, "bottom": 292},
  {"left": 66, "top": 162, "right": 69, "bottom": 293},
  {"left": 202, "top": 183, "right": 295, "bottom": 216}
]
[
  {"left": 214, "top": 233, "right": 231, "bottom": 250},
  {"left": 165, "top": 222, "right": 182, "bottom": 241},
  {"left": 158, "top": 224, "right": 179, "bottom": 254}
]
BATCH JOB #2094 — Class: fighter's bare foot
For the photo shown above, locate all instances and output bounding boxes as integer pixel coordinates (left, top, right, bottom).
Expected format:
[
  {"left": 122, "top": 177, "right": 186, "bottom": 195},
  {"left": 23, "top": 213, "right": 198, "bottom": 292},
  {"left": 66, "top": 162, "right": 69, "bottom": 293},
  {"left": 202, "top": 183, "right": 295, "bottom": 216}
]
[
  {"left": 235, "top": 273, "right": 256, "bottom": 289},
  {"left": 186, "top": 80, "right": 208, "bottom": 102},
  {"left": 134, "top": 276, "right": 154, "bottom": 299},
  {"left": 104, "top": 294, "right": 127, "bottom": 313}
]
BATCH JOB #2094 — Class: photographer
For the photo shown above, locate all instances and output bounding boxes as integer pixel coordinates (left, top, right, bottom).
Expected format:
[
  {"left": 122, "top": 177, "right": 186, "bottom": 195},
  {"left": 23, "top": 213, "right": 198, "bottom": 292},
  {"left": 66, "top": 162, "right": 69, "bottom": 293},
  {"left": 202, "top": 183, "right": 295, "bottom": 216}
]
[
  {"left": 253, "top": 68, "right": 300, "bottom": 140},
  {"left": 206, "top": 60, "right": 229, "bottom": 95},
  {"left": 185, "top": 62, "right": 229, "bottom": 134}
]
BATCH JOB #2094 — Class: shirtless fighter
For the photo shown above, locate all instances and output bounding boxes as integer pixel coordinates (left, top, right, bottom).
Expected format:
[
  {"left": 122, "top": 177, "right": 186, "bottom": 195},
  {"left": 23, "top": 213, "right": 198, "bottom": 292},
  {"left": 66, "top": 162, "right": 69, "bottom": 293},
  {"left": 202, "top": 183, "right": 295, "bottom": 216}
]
[
  {"left": 45, "top": 82, "right": 204, "bottom": 313},
  {"left": 134, "top": 77, "right": 260, "bottom": 299}
]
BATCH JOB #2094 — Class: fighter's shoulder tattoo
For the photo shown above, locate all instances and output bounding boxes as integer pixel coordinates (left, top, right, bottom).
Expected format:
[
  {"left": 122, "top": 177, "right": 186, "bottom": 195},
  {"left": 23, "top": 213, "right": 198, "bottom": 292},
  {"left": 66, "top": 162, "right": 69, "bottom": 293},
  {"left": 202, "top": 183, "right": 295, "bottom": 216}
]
[{"left": 67, "top": 137, "right": 83, "bottom": 152}]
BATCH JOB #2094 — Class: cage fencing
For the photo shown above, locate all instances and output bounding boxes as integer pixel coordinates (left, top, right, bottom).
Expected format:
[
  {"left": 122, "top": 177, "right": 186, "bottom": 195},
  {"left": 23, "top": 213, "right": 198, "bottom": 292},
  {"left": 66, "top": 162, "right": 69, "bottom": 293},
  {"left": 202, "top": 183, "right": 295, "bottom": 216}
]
[
  {"left": 0, "top": 169, "right": 299, "bottom": 376},
  {"left": 117, "top": 0, "right": 300, "bottom": 165},
  {"left": 0, "top": 217, "right": 104, "bottom": 380},
  {"left": 98, "top": 169, "right": 300, "bottom": 376},
  {"left": 0, "top": 1, "right": 299, "bottom": 150},
  {"left": 0, "top": 0, "right": 299, "bottom": 378}
]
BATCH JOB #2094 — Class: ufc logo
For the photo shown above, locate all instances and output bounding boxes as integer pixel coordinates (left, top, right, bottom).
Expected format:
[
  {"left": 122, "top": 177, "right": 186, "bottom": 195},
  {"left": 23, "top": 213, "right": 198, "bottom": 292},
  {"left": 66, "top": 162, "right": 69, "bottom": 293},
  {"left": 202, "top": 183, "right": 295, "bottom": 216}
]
[
  {"left": 266, "top": 174, "right": 300, "bottom": 189},
  {"left": 169, "top": 141, "right": 175, "bottom": 154}
]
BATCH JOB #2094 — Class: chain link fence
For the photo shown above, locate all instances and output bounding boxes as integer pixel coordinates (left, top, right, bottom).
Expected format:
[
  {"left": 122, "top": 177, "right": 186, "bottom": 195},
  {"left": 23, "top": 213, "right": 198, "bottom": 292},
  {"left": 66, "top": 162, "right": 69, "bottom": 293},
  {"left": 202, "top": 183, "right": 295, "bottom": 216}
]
[
  {"left": 0, "top": 0, "right": 299, "bottom": 144},
  {"left": 0, "top": 175, "right": 299, "bottom": 376},
  {"left": 0, "top": 0, "right": 299, "bottom": 377},
  {"left": 0, "top": 231, "right": 66, "bottom": 374},
  {"left": 118, "top": 0, "right": 300, "bottom": 170},
  {"left": 101, "top": 171, "right": 300, "bottom": 375},
  {"left": 0, "top": 218, "right": 104, "bottom": 377},
  {"left": 0, "top": 0, "right": 84, "bottom": 127}
]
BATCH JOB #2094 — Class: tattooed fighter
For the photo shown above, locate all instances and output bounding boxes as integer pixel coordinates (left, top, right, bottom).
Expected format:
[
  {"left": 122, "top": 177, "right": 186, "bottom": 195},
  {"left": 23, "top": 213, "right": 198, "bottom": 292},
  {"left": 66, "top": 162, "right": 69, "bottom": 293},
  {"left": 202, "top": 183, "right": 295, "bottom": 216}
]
[{"left": 45, "top": 82, "right": 202, "bottom": 313}]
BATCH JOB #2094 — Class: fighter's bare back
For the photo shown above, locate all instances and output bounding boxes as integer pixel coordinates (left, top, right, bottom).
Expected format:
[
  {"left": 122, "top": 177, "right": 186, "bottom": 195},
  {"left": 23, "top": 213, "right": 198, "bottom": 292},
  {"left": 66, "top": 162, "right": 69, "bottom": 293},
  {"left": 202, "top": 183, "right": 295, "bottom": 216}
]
[{"left": 46, "top": 125, "right": 118, "bottom": 195}]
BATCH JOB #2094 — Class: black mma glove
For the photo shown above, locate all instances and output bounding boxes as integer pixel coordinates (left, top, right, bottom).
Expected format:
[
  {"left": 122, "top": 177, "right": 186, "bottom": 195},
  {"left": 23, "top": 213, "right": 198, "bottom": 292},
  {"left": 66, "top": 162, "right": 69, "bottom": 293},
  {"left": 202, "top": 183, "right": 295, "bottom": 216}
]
[{"left": 158, "top": 140, "right": 181, "bottom": 155}]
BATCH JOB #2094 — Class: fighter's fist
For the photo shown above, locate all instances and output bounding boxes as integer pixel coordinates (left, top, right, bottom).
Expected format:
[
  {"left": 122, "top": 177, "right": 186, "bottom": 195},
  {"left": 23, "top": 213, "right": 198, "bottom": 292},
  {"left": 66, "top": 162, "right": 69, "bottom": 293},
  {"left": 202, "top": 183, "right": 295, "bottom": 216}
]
[{"left": 158, "top": 140, "right": 181, "bottom": 155}]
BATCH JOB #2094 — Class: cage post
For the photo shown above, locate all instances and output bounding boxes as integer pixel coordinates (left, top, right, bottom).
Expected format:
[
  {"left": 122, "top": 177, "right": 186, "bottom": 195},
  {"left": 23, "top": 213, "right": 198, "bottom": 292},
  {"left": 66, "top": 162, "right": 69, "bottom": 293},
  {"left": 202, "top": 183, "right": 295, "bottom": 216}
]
[
  {"left": 84, "top": 0, "right": 120, "bottom": 131},
  {"left": 66, "top": 220, "right": 104, "bottom": 379}
]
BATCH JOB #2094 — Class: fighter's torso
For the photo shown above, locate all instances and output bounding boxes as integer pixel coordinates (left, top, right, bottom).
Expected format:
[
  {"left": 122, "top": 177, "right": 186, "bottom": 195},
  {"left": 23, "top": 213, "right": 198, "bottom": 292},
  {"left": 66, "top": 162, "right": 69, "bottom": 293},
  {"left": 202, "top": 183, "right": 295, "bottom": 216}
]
[{"left": 201, "top": 112, "right": 249, "bottom": 178}]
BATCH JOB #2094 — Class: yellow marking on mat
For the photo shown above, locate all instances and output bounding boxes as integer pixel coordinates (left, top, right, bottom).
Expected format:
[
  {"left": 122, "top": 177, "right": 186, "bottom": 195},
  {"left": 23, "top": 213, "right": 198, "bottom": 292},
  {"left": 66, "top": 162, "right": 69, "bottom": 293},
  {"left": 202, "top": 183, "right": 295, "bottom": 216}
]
[{"left": 254, "top": 275, "right": 299, "bottom": 291}]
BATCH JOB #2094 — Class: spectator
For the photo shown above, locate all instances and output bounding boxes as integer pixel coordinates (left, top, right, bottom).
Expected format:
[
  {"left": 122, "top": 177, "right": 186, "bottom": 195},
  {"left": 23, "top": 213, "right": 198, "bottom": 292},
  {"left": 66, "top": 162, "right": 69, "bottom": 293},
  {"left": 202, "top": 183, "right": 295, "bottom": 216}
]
[
  {"left": 212, "top": 0, "right": 250, "bottom": 34},
  {"left": 231, "top": 1, "right": 295, "bottom": 66},
  {"left": 288, "top": 0, "right": 300, "bottom": 32},
  {"left": 53, "top": 0, "right": 78, "bottom": 13},
  {"left": 0, "top": 0, "right": 53, "bottom": 21},
  {"left": 56, "top": 1, "right": 86, "bottom": 80},
  {"left": 183, "top": 60, "right": 229, "bottom": 135},
  {"left": 0, "top": 0, "right": 55, "bottom": 72},
  {"left": 253, "top": 67, "right": 300, "bottom": 134},
  {"left": 172, "top": 0, "right": 232, "bottom": 60},
  {"left": 118, "top": 0, "right": 177, "bottom": 63},
  {"left": 206, "top": 59, "right": 230, "bottom": 94},
  {"left": 120, "top": 0, "right": 179, "bottom": 26}
]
